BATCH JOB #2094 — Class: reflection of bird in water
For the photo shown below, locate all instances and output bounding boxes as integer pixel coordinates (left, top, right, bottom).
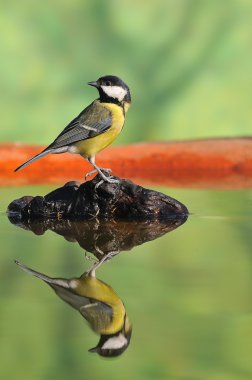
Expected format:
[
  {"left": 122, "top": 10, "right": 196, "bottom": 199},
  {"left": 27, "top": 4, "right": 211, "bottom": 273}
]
[{"left": 15, "top": 259, "right": 132, "bottom": 357}]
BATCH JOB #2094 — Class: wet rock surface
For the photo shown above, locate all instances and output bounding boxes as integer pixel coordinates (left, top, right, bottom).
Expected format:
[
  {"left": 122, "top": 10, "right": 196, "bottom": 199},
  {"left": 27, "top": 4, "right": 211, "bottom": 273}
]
[
  {"left": 8, "top": 175, "right": 188, "bottom": 220},
  {"left": 7, "top": 217, "right": 188, "bottom": 260}
]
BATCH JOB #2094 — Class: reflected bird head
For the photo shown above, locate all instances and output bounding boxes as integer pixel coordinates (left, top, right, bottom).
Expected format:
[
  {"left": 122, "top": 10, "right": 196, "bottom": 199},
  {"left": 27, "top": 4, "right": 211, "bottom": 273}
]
[{"left": 89, "top": 314, "right": 132, "bottom": 358}]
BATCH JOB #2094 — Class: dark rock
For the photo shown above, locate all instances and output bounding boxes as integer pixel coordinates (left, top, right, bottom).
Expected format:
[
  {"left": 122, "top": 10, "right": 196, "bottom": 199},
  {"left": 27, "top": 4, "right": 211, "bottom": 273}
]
[
  {"left": 7, "top": 217, "right": 188, "bottom": 260},
  {"left": 8, "top": 196, "right": 34, "bottom": 213},
  {"left": 7, "top": 175, "right": 188, "bottom": 220}
]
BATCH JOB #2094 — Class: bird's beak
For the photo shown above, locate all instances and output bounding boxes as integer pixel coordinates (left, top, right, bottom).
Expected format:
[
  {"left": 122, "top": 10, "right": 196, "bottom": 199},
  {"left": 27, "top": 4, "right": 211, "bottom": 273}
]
[
  {"left": 88, "top": 81, "right": 98, "bottom": 88},
  {"left": 88, "top": 347, "right": 98, "bottom": 353}
]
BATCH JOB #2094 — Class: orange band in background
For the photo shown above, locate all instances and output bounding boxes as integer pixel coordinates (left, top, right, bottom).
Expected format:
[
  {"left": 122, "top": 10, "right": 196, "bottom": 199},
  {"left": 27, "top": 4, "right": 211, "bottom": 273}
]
[{"left": 1, "top": 137, "right": 252, "bottom": 189}]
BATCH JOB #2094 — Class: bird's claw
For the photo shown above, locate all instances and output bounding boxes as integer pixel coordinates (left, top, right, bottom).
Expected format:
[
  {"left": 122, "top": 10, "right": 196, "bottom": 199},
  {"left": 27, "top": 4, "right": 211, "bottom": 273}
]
[
  {"left": 85, "top": 169, "right": 97, "bottom": 181},
  {"left": 105, "top": 177, "right": 119, "bottom": 184},
  {"left": 85, "top": 168, "right": 112, "bottom": 181},
  {"left": 102, "top": 168, "right": 112, "bottom": 174},
  {"left": 86, "top": 251, "right": 118, "bottom": 277},
  {"left": 94, "top": 176, "right": 119, "bottom": 191},
  {"left": 94, "top": 180, "right": 104, "bottom": 190}
]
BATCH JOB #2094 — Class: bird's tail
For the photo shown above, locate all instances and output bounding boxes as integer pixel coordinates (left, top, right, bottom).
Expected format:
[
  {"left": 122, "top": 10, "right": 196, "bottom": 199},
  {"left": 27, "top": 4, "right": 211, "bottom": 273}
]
[
  {"left": 15, "top": 260, "right": 54, "bottom": 283},
  {"left": 14, "top": 260, "right": 69, "bottom": 288},
  {"left": 14, "top": 149, "right": 51, "bottom": 172}
]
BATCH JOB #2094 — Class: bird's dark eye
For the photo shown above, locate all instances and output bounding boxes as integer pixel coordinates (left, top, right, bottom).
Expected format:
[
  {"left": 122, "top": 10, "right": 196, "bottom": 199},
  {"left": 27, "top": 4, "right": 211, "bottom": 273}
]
[{"left": 105, "top": 81, "right": 111, "bottom": 86}]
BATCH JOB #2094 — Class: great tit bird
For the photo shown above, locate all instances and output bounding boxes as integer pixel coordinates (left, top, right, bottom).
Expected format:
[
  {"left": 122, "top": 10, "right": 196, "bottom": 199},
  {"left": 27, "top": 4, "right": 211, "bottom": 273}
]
[
  {"left": 15, "top": 75, "right": 131, "bottom": 183},
  {"left": 15, "top": 260, "right": 132, "bottom": 357}
]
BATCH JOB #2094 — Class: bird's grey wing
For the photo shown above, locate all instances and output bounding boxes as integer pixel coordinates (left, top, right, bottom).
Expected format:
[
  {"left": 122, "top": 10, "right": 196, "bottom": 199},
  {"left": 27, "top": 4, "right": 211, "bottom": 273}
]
[
  {"left": 47, "top": 101, "right": 112, "bottom": 150},
  {"left": 80, "top": 301, "right": 113, "bottom": 331}
]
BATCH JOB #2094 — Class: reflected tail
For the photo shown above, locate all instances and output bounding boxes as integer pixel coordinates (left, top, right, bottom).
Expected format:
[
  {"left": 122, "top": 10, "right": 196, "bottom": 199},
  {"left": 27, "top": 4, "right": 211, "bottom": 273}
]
[{"left": 14, "top": 260, "right": 69, "bottom": 288}]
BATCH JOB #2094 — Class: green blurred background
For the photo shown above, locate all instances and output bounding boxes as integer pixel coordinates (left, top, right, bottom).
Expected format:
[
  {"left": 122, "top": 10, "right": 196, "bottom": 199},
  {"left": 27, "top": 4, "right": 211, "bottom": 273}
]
[
  {"left": 1, "top": 0, "right": 252, "bottom": 145},
  {"left": 2, "top": 187, "right": 252, "bottom": 379},
  {"left": 2, "top": 2, "right": 252, "bottom": 379}
]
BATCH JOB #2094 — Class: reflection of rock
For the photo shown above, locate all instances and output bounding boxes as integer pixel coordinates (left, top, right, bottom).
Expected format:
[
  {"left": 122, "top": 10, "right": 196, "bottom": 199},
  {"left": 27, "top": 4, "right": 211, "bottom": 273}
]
[
  {"left": 8, "top": 216, "right": 188, "bottom": 260},
  {"left": 15, "top": 260, "right": 132, "bottom": 357},
  {"left": 8, "top": 175, "right": 188, "bottom": 220}
]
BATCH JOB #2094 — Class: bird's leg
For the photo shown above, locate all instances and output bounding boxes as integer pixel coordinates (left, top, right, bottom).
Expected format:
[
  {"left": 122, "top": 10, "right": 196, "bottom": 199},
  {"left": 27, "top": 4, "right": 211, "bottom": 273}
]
[
  {"left": 85, "top": 168, "right": 112, "bottom": 181},
  {"left": 86, "top": 251, "right": 118, "bottom": 277},
  {"left": 87, "top": 157, "right": 118, "bottom": 184}
]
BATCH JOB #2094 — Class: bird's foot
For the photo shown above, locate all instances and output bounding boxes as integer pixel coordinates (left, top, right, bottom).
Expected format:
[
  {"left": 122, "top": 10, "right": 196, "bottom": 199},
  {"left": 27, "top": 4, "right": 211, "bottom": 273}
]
[
  {"left": 84, "top": 251, "right": 97, "bottom": 262},
  {"left": 94, "top": 179, "right": 104, "bottom": 191},
  {"left": 103, "top": 176, "right": 119, "bottom": 184},
  {"left": 101, "top": 168, "right": 112, "bottom": 174},
  {"left": 86, "top": 251, "right": 118, "bottom": 277},
  {"left": 85, "top": 168, "right": 112, "bottom": 181},
  {"left": 94, "top": 176, "right": 119, "bottom": 191},
  {"left": 85, "top": 169, "right": 97, "bottom": 181}
]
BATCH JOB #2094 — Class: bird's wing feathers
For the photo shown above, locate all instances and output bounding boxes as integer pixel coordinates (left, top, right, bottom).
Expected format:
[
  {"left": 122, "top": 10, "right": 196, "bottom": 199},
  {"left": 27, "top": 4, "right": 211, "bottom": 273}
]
[
  {"left": 80, "top": 301, "right": 113, "bottom": 332},
  {"left": 47, "top": 101, "right": 112, "bottom": 150}
]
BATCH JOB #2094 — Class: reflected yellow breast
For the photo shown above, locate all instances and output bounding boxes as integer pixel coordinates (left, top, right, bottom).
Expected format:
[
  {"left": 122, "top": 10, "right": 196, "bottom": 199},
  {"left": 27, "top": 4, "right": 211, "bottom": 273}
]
[{"left": 75, "top": 103, "right": 125, "bottom": 158}]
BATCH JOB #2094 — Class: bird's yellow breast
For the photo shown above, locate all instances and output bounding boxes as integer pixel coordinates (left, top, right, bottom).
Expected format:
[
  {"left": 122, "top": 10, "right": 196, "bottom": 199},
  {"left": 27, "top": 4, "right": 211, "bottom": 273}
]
[{"left": 75, "top": 103, "right": 125, "bottom": 158}]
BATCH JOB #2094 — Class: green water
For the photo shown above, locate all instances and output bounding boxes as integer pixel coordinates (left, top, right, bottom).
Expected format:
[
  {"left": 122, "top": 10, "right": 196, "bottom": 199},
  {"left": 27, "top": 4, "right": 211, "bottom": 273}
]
[{"left": 1, "top": 186, "right": 252, "bottom": 380}]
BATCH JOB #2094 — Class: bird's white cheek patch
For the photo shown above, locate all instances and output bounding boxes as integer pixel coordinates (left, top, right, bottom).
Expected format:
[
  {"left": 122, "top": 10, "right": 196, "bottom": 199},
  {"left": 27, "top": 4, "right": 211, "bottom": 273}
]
[
  {"left": 101, "top": 85, "right": 127, "bottom": 102},
  {"left": 101, "top": 334, "right": 127, "bottom": 350}
]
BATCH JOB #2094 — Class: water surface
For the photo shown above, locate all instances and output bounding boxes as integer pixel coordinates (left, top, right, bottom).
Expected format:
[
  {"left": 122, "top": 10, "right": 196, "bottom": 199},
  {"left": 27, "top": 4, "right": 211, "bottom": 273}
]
[{"left": 1, "top": 185, "right": 252, "bottom": 379}]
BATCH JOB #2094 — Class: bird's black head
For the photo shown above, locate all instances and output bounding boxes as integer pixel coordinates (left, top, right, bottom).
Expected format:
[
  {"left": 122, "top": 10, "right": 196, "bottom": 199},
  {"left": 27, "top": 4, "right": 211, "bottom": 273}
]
[
  {"left": 88, "top": 314, "right": 132, "bottom": 358},
  {"left": 88, "top": 75, "right": 131, "bottom": 105}
]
